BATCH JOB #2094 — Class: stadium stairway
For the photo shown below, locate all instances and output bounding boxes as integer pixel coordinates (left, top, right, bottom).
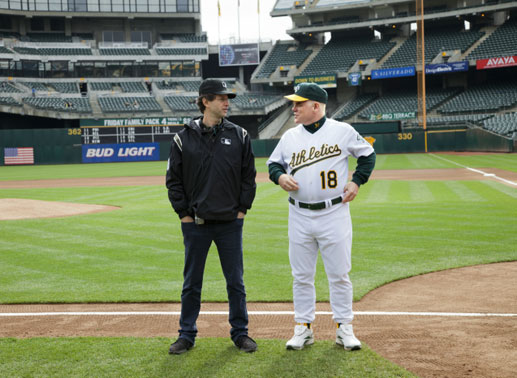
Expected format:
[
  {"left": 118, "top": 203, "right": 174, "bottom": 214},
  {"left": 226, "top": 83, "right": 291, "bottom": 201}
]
[
  {"left": 155, "top": 96, "right": 171, "bottom": 115},
  {"left": 376, "top": 37, "right": 407, "bottom": 67},
  {"left": 258, "top": 104, "right": 292, "bottom": 139},
  {"left": 295, "top": 45, "right": 323, "bottom": 75},
  {"left": 463, "top": 25, "right": 497, "bottom": 61},
  {"left": 90, "top": 96, "right": 103, "bottom": 117},
  {"left": 273, "top": 114, "right": 297, "bottom": 138}
]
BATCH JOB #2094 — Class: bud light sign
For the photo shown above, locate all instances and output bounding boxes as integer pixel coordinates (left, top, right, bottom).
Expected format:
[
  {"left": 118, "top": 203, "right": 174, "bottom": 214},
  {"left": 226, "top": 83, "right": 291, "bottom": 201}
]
[{"left": 82, "top": 143, "right": 159, "bottom": 163}]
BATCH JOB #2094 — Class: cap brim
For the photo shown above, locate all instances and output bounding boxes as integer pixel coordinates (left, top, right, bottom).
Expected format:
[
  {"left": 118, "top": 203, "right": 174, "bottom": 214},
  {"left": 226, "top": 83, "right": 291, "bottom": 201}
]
[
  {"left": 284, "top": 94, "right": 308, "bottom": 102},
  {"left": 200, "top": 91, "right": 236, "bottom": 98},
  {"left": 216, "top": 91, "right": 236, "bottom": 98}
]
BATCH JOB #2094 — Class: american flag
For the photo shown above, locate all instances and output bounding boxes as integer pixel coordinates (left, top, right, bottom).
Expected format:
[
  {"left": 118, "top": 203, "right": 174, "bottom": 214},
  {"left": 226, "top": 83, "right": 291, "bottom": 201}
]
[{"left": 4, "top": 147, "right": 34, "bottom": 165}]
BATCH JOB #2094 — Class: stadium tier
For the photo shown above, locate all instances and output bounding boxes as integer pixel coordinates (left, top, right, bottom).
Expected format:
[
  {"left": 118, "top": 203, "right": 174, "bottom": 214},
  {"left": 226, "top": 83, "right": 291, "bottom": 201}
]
[
  {"left": 0, "top": 96, "right": 21, "bottom": 106},
  {"left": 160, "top": 34, "right": 207, "bottom": 43},
  {"left": 155, "top": 80, "right": 201, "bottom": 92},
  {"left": 232, "top": 94, "right": 283, "bottom": 110},
  {"left": 164, "top": 96, "right": 198, "bottom": 112},
  {"left": 333, "top": 93, "right": 378, "bottom": 121},
  {"left": 483, "top": 112, "right": 517, "bottom": 137},
  {"left": 97, "top": 96, "right": 162, "bottom": 113},
  {"left": 99, "top": 48, "right": 151, "bottom": 56},
  {"left": 22, "top": 97, "right": 92, "bottom": 113},
  {"left": 359, "top": 88, "right": 459, "bottom": 119},
  {"left": 155, "top": 48, "right": 208, "bottom": 56},
  {"left": 438, "top": 81, "right": 517, "bottom": 114},
  {"left": 468, "top": 18, "right": 517, "bottom": 60},
  {"left": 382, "top": 27, "right": 484, "bottom": 68},
  {"left": 0, "top": 82, "right": 22, "bottom": 93},
  {"left": 255, "top": 42, "right": 312, "bottom": 79},
  {"left": 301, "top": 37, "right": 395, "bottom": 76}
]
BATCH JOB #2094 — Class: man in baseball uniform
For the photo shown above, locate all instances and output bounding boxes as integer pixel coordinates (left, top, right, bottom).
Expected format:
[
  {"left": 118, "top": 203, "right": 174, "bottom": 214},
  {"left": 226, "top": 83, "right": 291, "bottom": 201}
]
[{"left": 267, "top": 83, "right": 375, "bottom": 350}]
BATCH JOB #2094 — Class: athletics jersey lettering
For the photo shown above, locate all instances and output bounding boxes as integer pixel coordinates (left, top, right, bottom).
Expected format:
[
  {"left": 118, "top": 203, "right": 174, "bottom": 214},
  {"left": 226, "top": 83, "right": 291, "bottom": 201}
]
[{"left": 289, "top": 143, "right": 341, "bottom": 175}]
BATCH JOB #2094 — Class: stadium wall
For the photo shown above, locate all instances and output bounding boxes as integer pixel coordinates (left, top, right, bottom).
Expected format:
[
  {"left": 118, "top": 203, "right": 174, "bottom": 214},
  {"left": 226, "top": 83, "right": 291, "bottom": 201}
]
[{"left": 0, "top": 128, "right": 513, "bottom": 165}]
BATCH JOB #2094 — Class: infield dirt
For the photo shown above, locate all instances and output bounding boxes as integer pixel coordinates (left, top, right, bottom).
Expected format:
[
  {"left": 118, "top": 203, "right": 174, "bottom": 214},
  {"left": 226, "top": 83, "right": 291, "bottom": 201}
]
[{"left": 1, "top": 169, "right": 516, "bottom": 378}]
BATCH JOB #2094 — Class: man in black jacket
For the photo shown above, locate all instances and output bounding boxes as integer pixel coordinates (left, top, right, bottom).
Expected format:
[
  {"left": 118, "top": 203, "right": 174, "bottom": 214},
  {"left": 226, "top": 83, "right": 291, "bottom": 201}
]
[{"left": 166, "top": 79, "right": 257, "bottom": 354}]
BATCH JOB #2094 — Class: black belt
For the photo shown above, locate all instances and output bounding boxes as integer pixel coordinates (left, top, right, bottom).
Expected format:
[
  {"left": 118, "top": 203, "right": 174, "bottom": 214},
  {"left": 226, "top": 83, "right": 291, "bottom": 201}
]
[{"left": 288, "top": 196, "right": 342, "bottom": 210}]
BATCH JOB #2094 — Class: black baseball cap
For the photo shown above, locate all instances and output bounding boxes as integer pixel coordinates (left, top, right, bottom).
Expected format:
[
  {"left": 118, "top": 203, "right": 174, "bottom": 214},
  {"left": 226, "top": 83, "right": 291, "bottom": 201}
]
[
  {"left": 199, "top": 79, "right": 236, "bottom": 98},
  {"left": 285, "top": 83, "right": 328, "bottom": 104}
]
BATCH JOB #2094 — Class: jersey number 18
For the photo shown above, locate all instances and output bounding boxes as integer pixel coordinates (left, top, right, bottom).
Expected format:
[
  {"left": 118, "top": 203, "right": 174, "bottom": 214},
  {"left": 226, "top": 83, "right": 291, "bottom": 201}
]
[{"left": 320, "top": 170, "right": 337, "bottom": 189}]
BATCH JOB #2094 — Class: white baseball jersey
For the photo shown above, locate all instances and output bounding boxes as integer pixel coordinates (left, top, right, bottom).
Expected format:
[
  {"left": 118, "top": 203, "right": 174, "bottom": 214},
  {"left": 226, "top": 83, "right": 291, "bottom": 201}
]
[{"left": 267, "top": 118, "right": 374, "bottom": 204}]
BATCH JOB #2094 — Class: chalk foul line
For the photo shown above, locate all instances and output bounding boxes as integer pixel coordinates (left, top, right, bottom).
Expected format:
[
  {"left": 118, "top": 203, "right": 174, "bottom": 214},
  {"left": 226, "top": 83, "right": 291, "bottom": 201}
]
[
  {"left": 1, "top": 311, "right": 516, "bottom": 317},
  {"left": 430, "top": 153, "right": 517, "bottom": 186}
]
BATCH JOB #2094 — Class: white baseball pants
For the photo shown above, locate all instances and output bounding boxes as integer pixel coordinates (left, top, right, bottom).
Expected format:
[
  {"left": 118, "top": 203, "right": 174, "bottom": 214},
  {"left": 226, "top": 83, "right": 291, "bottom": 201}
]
[{"left": 288, "top": 203, "right": 354, "bottom": 325}]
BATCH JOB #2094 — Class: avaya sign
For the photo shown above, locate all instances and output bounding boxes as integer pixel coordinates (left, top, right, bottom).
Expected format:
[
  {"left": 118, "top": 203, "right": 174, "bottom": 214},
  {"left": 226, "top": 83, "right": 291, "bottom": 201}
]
[{"left": 476, "top": 56, "right": 517, "bottom": 70}]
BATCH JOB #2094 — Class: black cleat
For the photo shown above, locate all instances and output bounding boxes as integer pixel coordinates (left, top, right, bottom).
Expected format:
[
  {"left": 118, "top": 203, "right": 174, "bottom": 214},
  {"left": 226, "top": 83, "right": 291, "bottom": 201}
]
[
  {"left": 234, "top": 335, "right": 257, "bottom": 353},
  {"left": 168, "top": 338, "right": 193, "bottom": 355}
]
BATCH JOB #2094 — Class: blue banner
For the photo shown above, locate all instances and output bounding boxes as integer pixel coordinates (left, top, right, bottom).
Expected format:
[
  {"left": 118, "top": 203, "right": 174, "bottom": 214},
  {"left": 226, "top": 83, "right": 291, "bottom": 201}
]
[
  {"left": 371, "top": 66, "right": 415, "bottom": 80},
  {"left": 82, "top": 143, "right": 159, "bottom": 163},
  {"left": 348, "top": 72, "right": 362, "bottom": 86},
  {"left": 425, "top": 61, "right": 469, "bottom": 74}
]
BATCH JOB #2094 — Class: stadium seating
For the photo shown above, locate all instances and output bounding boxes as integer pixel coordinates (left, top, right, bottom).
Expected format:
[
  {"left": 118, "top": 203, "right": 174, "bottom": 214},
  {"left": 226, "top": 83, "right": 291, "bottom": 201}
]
[
  {"left": 155, "top": 48, "right": 207, "bottom": 55},
  {"left": 164, "top": 96, "right": 198, "bottom": 111},
  {"left": 231, "top": 94, "right": 283, "bottom": 110},
  {"left": 438, "top": 81, "right": 517, "bottom": 114},
  {"left": 23, "top": 97, "right": 92, "bottom": 113},
  {"left": 99, "top": 48, "right": 151, "bottom": 56},
  {"left": 38, "top": 47, "right": 92, "bottom": 55},
  {"left": 156, "top": 80, "right": 202, "bottom": 92},
  {"left": 405, "top": 114, "right": 494, "bottom": 129},
  {"left": 256, "top": 42, "right": 312, "bottom": 78},
  {"left": 160, "top": 34, "right": 207, "bottom": 43},
  {"left": 49, "top": 82, "right": 79, "bottom": 93},
  {"left": 89, "top": 82, "right": 114, "bottom": 91},
  {"left": 467, "top": 19, "right": 517, "bottom": 60},
  {"left": 119, "top": 82, "right": 148, "bottom": 93},
  {"left": 482, "top": 113, "right": 517, "bottom": 137},
  {"left": 97, "top": 96, "right": 162, "bottom": 113},
  {"left": 333, "top": 93, "right": 378, "bottom": 121},
  {"left": 0, "top": 46, "right": 12, "bottom": 54},
  {"left": 89, "top": 82, "right": 147, "bottom": 93},
  {"left": 360, "top": 88, "right": 458, "bottom": 119},
  {"left": 0, "top": 96, "right": 21, "bottom": 106},
  {"left": 302, "top": 37, "right": 395, "bottom": 76},
  {"left": 0, "top": 82, "right": 22, "bottom": 93},
  {"left": 20, "top": 82, "right": 49, "bottom": 91},
  {"left": 12, "top": 46, "right": 40, "bottom": 55},
  {"left": 383, "top": 27, "right": 484, "bottom": 68}
]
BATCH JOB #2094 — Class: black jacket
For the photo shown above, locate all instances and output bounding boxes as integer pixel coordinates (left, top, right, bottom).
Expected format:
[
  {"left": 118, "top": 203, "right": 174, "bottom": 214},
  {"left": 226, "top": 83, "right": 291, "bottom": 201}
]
[{"left": 166, "top": 116, "right": 256, "bottom": 221}]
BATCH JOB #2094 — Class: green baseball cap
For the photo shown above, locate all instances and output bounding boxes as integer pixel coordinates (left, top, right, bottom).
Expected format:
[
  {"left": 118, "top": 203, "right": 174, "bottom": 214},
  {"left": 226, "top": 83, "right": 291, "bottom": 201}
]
[{"left": 285, "top": 83, "right": 328, "bottom": 104}]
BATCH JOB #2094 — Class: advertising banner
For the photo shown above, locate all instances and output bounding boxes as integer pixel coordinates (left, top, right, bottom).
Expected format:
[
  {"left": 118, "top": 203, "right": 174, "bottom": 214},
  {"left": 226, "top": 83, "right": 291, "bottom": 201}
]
[
  {"left": 371, "top": 66, "right": 415, "bottom": 80},
  {"left": 219, "top": 44, "right": 260, "bottom": 66},
  {"left": 82, "top": 143, "right": 159, "bottom": 163},
  {"left": 294, "top": 74, "right": 337, "bottom": 88},
  {"left": 476, "top": 56, "right": 517, "bottom": 70},
  {"left": 425, "top": 61, "right": 468, "bottom": 74},
  {"left": 80, "top": 117, "right": 190, "bottom": 127},
  {"left": 368, "top": 112, "right": 416, "bottom": 121}
]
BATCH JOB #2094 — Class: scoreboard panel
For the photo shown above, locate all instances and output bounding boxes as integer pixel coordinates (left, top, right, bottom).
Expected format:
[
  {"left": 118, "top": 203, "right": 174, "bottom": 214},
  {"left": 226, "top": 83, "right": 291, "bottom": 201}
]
[{"left": 80, "top": 117, "right": 190, "bottom": 145}]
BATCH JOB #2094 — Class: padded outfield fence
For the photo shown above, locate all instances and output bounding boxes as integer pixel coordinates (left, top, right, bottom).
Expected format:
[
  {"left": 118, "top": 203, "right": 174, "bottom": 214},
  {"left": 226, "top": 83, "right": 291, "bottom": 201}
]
[{"left": 0, "top": 125, "right": 514, "bottom": 166}]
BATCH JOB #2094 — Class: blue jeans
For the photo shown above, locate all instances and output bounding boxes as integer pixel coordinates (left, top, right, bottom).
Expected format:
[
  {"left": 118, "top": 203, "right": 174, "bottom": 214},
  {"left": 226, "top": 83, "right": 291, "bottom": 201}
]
[{"left": 178, "top": 218, "right": 248, "bottom": 344}]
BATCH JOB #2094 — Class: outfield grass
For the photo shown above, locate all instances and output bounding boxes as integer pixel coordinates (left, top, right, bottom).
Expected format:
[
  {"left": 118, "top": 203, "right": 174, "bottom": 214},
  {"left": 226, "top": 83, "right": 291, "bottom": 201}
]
[{"left": 0, "top": 153, "right": 516, "bottom": 377}]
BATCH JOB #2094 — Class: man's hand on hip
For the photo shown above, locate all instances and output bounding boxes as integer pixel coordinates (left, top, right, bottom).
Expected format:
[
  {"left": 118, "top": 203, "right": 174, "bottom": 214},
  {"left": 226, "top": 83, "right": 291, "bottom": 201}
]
[
  {"left": 278, "top": 174, "right": 299, "bottom": 192},
  {"left": 342, "top": 182, "right": 359, "bottom": 203}
]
